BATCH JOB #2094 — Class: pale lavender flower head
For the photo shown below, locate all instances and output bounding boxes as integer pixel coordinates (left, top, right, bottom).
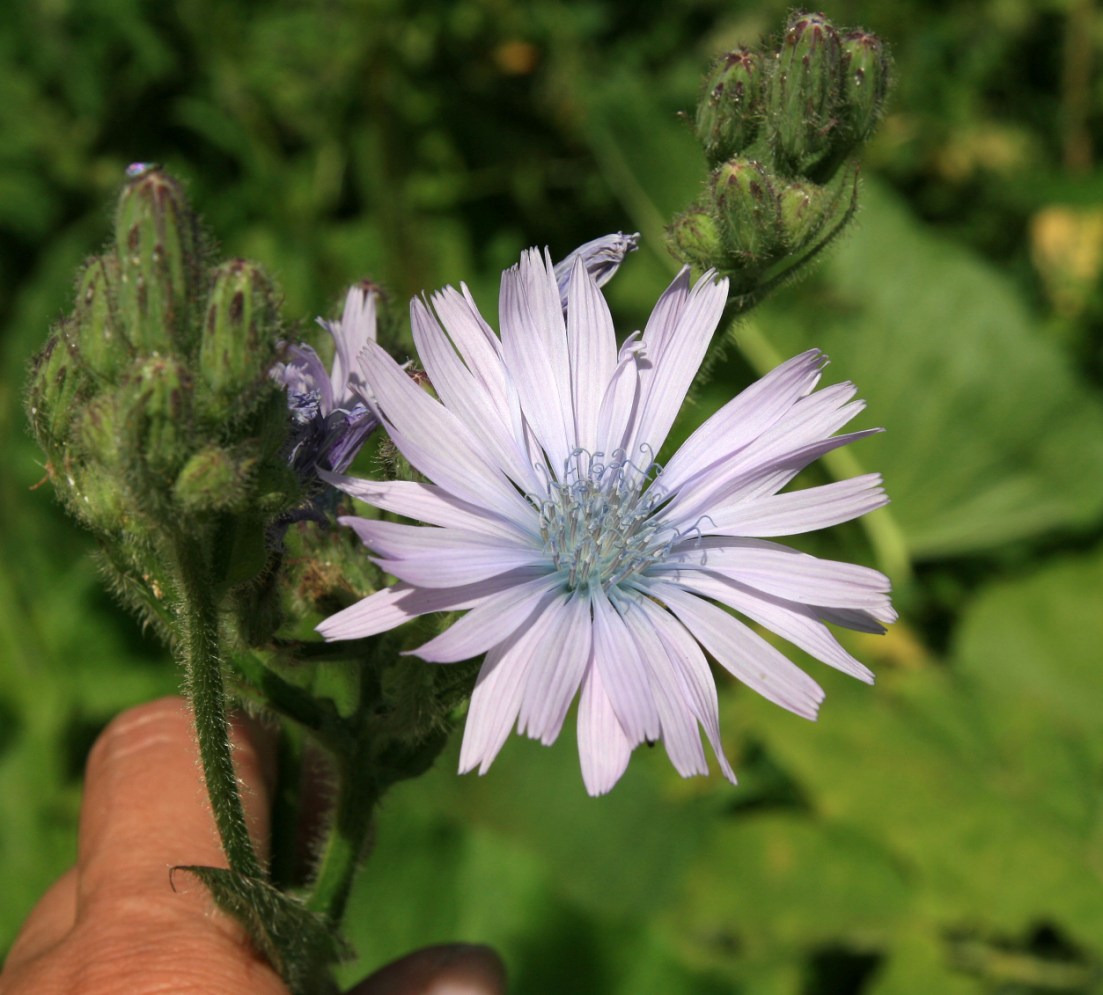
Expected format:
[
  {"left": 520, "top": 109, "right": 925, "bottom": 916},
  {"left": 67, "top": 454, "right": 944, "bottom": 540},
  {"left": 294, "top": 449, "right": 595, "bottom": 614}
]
[
  {"left": 317, "top": 243, "right": 893, "bottom": 795},
  {"left": 272, "top": 282, "right": 381, "bottom": 473}
]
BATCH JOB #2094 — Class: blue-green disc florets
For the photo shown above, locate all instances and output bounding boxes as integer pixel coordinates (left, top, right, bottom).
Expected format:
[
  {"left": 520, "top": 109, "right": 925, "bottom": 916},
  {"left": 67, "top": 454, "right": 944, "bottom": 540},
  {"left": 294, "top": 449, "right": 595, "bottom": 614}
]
[{"left": 536, "top": 450, "right": 672, "bottom": 592}]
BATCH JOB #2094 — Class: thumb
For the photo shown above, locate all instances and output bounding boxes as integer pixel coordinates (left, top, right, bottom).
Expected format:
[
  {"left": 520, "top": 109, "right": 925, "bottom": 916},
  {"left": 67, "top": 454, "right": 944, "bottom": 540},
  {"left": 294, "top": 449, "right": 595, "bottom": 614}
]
[
  {"left": 3, "top": 695, "right": 286, "bottom": 994},
  {"left": 77, "top": 695, "right": 275, "bottom": 907}
]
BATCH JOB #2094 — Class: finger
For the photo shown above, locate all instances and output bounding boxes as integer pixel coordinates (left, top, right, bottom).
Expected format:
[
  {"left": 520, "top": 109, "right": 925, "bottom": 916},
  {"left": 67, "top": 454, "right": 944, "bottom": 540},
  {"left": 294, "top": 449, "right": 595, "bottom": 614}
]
[
  {"left": 77, "top": 696, "right": 275, "bottom": 918},
  {"left": 2, "top": 868, "right": 77, "bottom": 970},
  {"left": 347, "top": 944, "right": 508, "bottom": 995},
  {"left": 3, "top": 698, "right": 286, "bottom": 995}
]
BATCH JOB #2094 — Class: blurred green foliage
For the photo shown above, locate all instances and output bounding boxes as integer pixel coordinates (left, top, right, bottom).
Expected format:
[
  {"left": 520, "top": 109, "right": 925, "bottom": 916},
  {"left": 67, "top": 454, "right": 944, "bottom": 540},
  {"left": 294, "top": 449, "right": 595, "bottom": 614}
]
[{"left": 2, "top": 0, "right": 1102, "bottom": 992}]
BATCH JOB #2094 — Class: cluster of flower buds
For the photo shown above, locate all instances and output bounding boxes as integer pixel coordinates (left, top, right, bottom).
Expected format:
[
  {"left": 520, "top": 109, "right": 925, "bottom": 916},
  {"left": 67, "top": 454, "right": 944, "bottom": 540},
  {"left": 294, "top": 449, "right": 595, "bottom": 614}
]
[
  {"left": 26, "top": 165, "right": 298, "bottom": 627},
  {"left": 669, "top": 12, "right": 891, "bottom": 304}
]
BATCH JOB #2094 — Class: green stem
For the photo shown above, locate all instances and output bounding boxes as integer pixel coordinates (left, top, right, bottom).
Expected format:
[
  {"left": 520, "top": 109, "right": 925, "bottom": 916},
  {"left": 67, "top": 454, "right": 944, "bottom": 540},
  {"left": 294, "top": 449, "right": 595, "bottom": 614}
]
[
  {"left": 177, "top": 539, "right": 264, "bottom": 880},
  {"left": 305, "top": 744, "right": 378, "bottom": 924},
  {"left": 269, "top": 722, "right": 305, "bottom": 890}
]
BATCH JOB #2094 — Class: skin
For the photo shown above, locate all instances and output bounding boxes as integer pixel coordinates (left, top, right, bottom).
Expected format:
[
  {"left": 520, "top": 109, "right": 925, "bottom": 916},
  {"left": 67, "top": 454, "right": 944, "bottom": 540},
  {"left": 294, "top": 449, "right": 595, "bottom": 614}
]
[{"left": 0, "top": 697, "right": 506, "bottom": 995}]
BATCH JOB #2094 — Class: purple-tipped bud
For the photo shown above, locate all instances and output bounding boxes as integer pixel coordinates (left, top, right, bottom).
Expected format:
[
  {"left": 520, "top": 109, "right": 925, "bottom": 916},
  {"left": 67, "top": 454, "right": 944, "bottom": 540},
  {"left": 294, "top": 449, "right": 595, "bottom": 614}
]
[
  {"left": 272, "top": 281, "right": 383, "bottom": 476},
  {"left": 765, "top": 12, "right": 843, "bottom": 177},
  {"left": 695, "top": 48, "right": 764, "bottom": 165},
  {"left": 712, "top": 158, "right": 782, "bottom": 264},
  {"left": 198, "top": 259, "right": 280, "bottom": 423},
  {"left": 666, "top": 205, "right": 724, "bottom": 269},
  {"left": 114, "top": 167, "right": 203, "bottom": 355},
  {"left": 840, "top": 31, "right": 892, "bottom": 142}
]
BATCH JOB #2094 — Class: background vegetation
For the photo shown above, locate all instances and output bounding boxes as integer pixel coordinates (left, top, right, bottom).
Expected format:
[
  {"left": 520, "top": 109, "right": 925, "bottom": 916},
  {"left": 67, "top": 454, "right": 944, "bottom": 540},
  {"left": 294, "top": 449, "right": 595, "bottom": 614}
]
[{"left": 2, "top": 0, "right": 1102, "bottom": 991}]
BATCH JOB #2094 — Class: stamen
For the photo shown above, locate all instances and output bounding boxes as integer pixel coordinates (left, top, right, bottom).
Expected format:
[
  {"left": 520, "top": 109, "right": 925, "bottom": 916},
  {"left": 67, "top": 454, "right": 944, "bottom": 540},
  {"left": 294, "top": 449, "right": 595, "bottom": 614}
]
[{"left": 535, "top": 447, "right": 674, "bottom": 592}]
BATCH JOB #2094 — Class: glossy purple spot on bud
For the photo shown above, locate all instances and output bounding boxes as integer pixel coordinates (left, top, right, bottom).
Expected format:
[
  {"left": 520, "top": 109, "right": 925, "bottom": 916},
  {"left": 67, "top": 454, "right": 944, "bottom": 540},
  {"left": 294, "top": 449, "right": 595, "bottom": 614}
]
[{"left": 126, "top": 162, "right": 160, "bottom": 178}]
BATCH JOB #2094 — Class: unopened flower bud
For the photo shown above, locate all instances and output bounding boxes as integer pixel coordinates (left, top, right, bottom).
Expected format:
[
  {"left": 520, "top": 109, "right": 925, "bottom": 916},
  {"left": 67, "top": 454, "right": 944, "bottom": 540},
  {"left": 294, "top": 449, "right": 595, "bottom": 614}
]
[
  {"left": 766, "top": 12, "right": 843, "bottom": 177},
  {"left": 70, "top": 255, "right": 131, "bottom": 382},
  {"left": 198, "top": 259, "right": 280, "bottom": 423},
  {"left": 114, "top": 167, "right": 203, "bottom": 355},
  {"left": 666, "top": 205, "right": 724, "bottom": 269},
  {"left": 174, "top": 444, "right": 255, "bottom": 513},
  {"left": 69, "top": 461, "right": 132, "bottom": 533},
  {"left": 74, "top": 392, "right": 128, "bottom": 470},
  {"left": 712, "top": 158, "right": 782, "bottom": 264},
  {"left": 695, "top": 48, "right": 764, "bottom": 165},
  {"left": 840, "top": 31, "right": 892, "bottom": 143},
  {"left": 779, "top": 164, "right": 859, "bottom": 262},
  {"left": 26, "top": 329, "right": 89, "bottom": 449},
  {"left": 123, "top": 355, "right": 192, "bottom": 477},
  {"left": 778, "top": 180, "right": 822, "bottom": 248}
]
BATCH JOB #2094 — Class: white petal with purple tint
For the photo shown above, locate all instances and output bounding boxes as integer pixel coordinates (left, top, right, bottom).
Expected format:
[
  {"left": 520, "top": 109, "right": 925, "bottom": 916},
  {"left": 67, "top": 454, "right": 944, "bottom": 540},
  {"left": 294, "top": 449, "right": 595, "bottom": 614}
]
[{"left": 577, "top": 662, "right": 633, "bottom": 796}]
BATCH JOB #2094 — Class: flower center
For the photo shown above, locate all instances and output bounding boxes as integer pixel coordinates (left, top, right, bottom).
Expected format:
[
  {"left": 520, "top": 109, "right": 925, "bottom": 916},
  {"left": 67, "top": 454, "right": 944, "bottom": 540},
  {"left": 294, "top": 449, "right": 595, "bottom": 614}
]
[{"left": 536, "top": 450, "right": 670, "bottom": 591}]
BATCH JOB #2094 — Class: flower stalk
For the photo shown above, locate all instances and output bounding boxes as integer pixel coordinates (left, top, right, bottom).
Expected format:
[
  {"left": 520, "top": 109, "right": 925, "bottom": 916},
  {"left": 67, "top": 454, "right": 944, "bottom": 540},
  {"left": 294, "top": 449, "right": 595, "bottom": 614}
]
[
  {"left": 177, "top": 536, "right": 265, "bottom": 881},
  {"left": 304, "top": 743, "right": 378, "bottom": 925}
]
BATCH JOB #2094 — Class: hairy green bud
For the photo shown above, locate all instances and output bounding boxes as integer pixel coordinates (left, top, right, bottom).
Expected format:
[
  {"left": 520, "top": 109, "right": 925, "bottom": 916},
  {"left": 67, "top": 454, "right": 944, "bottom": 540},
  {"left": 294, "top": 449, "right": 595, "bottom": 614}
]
[
  {"left": 68, "top": 460, "right": 132, "bottom": 533},
  {"left": 712, "top": 158, "right": 782, "bottom": 264},
  {"left": 198, "top": 259, "right": 281, "bottom": 423},
  {"left": 115, "top": 167, "right": 203, "bottom": 355},
  {"left": 695, "top": 48, "right": 764, "bottom": 166},
  {"left": 69, "top": 255, "right": 131, "bottom": 382},
  {"left": 766, "top": 12, "right": 843, "bottom": 178},
  {"left": 252, "top": 463, "right": 300, "bottom": 515},
  {"left": 26, "top": 329, "right": 89, "bottom": 450},
  {"left": 778, "top": 180, "right": 829, "bottom": 249},
  {"left": 74, "top": 392, "right": 128, "bottom": 470},
  {"left": 666, "top": 205, "right": 724, "bottom": 269},
  {"left": 779, "top": 164, "right": 860, "bottom": 263},
  {"left": 174, "top": 445, "right": 255, "bottom": 514},
  {"left": 123, "top": 355, "right": 192, "bottom": 477},
  {"left": 840, "top": 31, "right": 892, "bottom": 143}
]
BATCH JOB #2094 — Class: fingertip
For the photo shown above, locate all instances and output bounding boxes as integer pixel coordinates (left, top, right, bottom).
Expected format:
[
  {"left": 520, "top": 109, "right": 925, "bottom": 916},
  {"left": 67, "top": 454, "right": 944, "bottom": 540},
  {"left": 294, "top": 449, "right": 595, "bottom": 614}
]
[{"left": 347, "top": 944, "right": 508, "bottom": 995}]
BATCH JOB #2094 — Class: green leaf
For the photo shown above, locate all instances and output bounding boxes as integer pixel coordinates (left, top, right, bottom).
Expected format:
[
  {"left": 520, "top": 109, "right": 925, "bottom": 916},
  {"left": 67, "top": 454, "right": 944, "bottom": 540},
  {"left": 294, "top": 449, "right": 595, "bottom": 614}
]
[
  {"left": 735, "top": 629, "right": 1103, "bottom": 952},
  {"left": 340, "top": 769, "right": 739, "bottom": 995},
  {"left": 954, "top": 545, "right": 1103, "bottom": 752},
  {"left": 177, "top": 865, "right": 347, "bottom": 995},
  {"left": 661, "top": 812, "right": 910, "bottom": 969},
  {"left": 951, "top": 545, "right": 1103, "bottom": 867},
  {"left": 429, "top": 733, "right": 719, "bottom": 919},
  {"left": 867, "top": 932, "right": 981, "bottom": 995}
]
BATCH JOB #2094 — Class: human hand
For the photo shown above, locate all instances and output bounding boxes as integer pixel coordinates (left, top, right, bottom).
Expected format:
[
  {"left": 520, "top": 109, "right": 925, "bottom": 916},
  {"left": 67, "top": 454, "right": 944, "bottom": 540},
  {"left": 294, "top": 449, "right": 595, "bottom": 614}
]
[{"left": 0, "top": 697, "right": 506, "bottom": 995}]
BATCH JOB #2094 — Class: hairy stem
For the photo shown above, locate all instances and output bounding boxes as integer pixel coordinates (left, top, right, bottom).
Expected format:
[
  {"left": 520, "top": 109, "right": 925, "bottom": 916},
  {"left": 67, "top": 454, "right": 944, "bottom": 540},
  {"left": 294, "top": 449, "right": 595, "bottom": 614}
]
[
  {"left": 177, "top": 539, "right": 264, "bottom": 880},
  {"left": 305, "top": 741, "right": 378, "bottom": 924}
]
